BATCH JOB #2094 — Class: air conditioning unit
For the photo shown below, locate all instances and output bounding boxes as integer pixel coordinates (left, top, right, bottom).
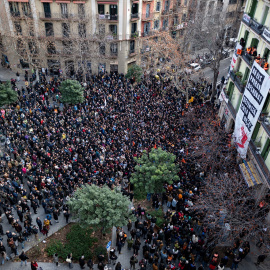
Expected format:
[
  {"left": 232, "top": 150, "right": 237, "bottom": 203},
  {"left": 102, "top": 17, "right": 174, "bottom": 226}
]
[
  {"left": 256, "top": 147, "right": 261, "bottom": 154},
  {"left": 264, "top": 117, "right": 270, "bottom": 125}
]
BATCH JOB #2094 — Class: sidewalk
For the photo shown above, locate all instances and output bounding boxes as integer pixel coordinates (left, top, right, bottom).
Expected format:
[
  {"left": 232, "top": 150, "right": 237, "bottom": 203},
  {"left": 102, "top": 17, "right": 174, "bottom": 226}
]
[{"left": 0, "top": 66, "right": 30, "bottom": 89}]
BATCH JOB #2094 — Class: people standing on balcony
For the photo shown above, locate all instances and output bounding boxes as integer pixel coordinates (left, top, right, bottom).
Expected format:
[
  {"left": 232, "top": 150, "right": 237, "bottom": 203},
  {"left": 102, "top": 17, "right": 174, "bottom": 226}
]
[
  {"left": 255, "top": 54, "right": 261, "bottom": 64},
  {"left": 240, "top": 38, "right": 246, "bottom": 48},
  {"left": 264, "top": 61, "right": 269, "bottom": 71},
  {"left": 251, "top": 47, "right": 257, "bottom": 57},
  {"left": 246, "top": 47, "right": 252, "bottom": 54}
]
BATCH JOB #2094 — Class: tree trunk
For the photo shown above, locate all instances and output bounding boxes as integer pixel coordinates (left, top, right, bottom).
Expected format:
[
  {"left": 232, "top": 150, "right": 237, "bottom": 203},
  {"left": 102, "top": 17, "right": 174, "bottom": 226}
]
[{"left": 211, "top": 69, "right": 219, "bottom": 101}]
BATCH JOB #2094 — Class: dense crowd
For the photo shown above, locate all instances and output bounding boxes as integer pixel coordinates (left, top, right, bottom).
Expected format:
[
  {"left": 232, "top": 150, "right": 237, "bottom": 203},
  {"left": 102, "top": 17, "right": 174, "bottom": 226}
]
[{"left": 0, "top": 71, "right": 263, "bottom": 270}]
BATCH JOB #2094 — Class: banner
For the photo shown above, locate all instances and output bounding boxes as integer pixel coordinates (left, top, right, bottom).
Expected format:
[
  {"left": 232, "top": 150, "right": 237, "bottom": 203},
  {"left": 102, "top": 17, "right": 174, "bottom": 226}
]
[
  {"left": 233, "top": 62, "right": 270, "bottom": 158},
  {"left": 229, "top": 43, "right": 242, "bottom": 71},
  {"left": 262, "top": 28, "right": 270, "bottom": 43}
]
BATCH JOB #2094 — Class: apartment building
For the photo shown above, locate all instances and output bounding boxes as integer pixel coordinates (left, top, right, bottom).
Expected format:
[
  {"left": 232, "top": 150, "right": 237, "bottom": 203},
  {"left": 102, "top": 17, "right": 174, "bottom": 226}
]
[
  {"left": 219, "top": 0, "right": 270, "bottom": 186},
  {"left": 0, "top": 0, "right": 146, "bottom": 75},
  {"left": 0, "top": 0, "right": 195, "bottom": 75}
]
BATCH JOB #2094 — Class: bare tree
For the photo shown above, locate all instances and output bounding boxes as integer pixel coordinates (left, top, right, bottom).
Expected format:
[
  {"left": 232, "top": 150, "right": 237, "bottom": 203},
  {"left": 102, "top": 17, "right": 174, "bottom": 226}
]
[
  {"left": 140, "top": 31, "right": 193, "bottom": 103},
  {"left": 182, "top": 1, "right": 230, "bottom": 100}
]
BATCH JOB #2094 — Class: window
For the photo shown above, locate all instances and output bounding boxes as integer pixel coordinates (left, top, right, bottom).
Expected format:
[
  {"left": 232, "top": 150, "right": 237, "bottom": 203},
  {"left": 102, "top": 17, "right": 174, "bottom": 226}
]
[
  {"left": 14, "top": 22, "right": 22, "bottom": 35},
  {"left": 109, "top": 25, "right": 117, "bottom": 34},
  {"left": 182, "top": 14, "right": 186, "bottom": 22},
  {"left": 261, "top": 138, "right": 270, "bottom": 160},
  {"left": 229, "top": 0, "right": 237, "bottom": 4},
  {"left": 110, "top": 43, "right": 118, "bottom": 55},
  {"left": 263, "top": 48, "right": 270, "bottom": 61},
  {"left": 154, "top": 20, "right": 160, "bottom": 29},
  {"left": 28, "top": 41, "right": 38, "bottom": 54},
  {"left": 62, "top": 23, "right": 70, "bottom": 38},
  {"left": 156, "top": 2, "right": 161, "bottom": 11},
  {"left": 165, "top": 1, "right": 170, "bottom": 11},
  {"left": 78, "top": 4, "right": 85, "bottom": 17},
  {"left": 131, "top": 23, "right": 137, "bottom": 34},
  {"left": 63, "top": 41, "right": 73, "bottom": 54},
  {"left": 22, "top": 3, "right": 31, "bottom": 17},
  {"left": 131, "top": 4, "right": 138, "bottom": 14},
  {"left": 262, "top": 93, "right": 270, "bottom": 113},
  {"left": 173, "top": 16, "right": 178, "bottom": 25},
  {"left": 227, "top": 82, "right": 234, "bottom": 100},
  {"left": 43, "top": 3, "right": 51, "bottom": 18},
  {"left": 78, "top": 23, "right": 86, "bottom": 38},
  {"left": 45, "top": 23, "right": 54, "bottom": 37},
  {"left": 9, "top": 2, "right": 20, "bottom": 17},
  {"left": 252, "top": 122, "right": 261, "bottom": 140},
  {"left": 144, "top": 22, "right": 150, "bottom": 34},
  {"left": 248, "top": 0, "right": 258, "bottom": 18},
  {"left": 261, "top": 6, "right": 269, "bottom": 25},
  {"left": 146, "top": 4, "right": 150, "bottom": 17},
  {"left": 243, "top": 67, "right": 250, "bottom": 82},
  {"left": 98, "top": 4, "right": 105, "bottom": 14},
  {"left": 184, "top": 0, "right": 188, "bottom": 5},
  {"left": 29, "top": 25, "right": 35, "bottom": 37},
  {"left": 61, "top": 3, "right": 68, "bottom": 18},
  {"left": 99, "top": 43, "right": 105, "bottom": 55},
  {"left": 130, "top": 40, "right": 135, "bottom": 53},
  {"left": 47, "top": 42, "right": 56, "bottom": 54},
  {"left": 163, "top": 19, "right": 168, "bottom": 30}
]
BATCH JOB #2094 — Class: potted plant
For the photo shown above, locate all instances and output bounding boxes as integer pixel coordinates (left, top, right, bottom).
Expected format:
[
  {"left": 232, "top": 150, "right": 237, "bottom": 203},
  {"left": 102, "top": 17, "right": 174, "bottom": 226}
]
[
  {"left": 235, "top": 71, "right": 243, "bottom": 78},
  {"left": 131, "top": 32, "right": 138, "bottom": 39}
]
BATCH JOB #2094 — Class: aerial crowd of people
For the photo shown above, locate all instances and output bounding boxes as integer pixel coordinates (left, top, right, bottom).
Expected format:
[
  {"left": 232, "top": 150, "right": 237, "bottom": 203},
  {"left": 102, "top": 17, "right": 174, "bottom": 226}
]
[{"left": 0, "top": 70, "right": 267, "bottom": 270}]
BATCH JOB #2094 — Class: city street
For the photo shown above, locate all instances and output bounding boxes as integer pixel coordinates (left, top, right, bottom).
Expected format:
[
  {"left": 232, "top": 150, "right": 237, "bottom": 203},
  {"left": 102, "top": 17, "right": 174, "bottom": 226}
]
[{"left": 191, "top": 57, "right": 232, "bottom": 84}]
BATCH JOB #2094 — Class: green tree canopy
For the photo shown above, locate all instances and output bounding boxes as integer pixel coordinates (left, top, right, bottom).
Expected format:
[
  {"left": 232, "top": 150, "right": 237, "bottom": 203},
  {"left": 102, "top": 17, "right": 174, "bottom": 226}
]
[
  {"left": 0, "top": 82, "right": 18, "bottom": 107},
  {"left": 59, "top": 79, "right": 85, "bottom": 105},
  {"left": 131, "top": 148, "right": 180, "bottom": 194},
  {"left": 125, "top": 64, "right": 143, "bottom": 83},
  {"left": 68, "top": 185, "right": 135, "bottom": 230}
]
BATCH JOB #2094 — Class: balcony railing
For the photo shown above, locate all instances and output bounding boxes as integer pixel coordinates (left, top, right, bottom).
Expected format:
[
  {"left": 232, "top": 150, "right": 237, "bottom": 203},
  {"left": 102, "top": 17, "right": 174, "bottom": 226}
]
[
  {"left": 248, "top": 140, "right": 270, "bottom": 185},
  {"left": 241, "top": 51, "right": 253, "bottom": 66},
  {"left": 97, "top": 14, "right": 118, "bottom": 21},
  {"left": 250, "top": 18, "right": 264, "bottom": 35},
  {"left": 230, "top": 70, "right": 245, "bottom": 93},
  {"left": 129, "top": 49, "right": 136, "bottom": 55},
  {"left": 227, "top": 99, "right": 236, "bottom": 119},
  {"left": 141, "top": 13, "right": 153, "bottom": 21},
  {"left": 39, "top": 12, "right": 88, "bottom": 20},
  {"left": 161, "top": 9, "right": 172, "bottom": 15},
  {"left": 110, "top": 52, "right": 118, "bottom": 58},
  {"left": 142, "top": 0, "right": 153, "bottom": 2},
  {"left": 131, "top": 13, "right": 139, "bottom": 20}
]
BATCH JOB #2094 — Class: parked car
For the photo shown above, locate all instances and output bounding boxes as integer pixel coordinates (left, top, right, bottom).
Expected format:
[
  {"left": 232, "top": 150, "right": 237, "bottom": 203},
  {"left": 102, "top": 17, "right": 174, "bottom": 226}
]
[{"left": 189, "top": 63, "right": 201, "bottom": 72}]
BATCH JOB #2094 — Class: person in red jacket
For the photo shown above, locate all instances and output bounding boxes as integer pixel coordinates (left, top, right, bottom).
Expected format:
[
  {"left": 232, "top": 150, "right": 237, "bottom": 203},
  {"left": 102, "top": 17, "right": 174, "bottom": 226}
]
[{"left": 31, "top": 260, "right": 38, "bottom": 270}]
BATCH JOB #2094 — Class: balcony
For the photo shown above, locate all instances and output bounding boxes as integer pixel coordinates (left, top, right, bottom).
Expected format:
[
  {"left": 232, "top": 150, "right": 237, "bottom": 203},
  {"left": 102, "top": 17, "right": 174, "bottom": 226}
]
[
  {"left": 39, "top": 12, "right": 88, "bottom": 21},
  {"left": 141, "top": 31, "right": 157, "bottom": 37},
  {"left": 141, "top": 13, "right": 153, "bottom": 21},
  {"left": 110, "top": 52, "right": 118, "bottom": 59},
  {"left": 97, "top": 14, "right": 118, "bottom": 21},
  {"left": 248, "top": 140, "right": 270, "bottom": 186},
  {"left": 241, "top": 51, "right": 253, "bottom": 67},
  {"left": 227, "top": 99, "right": 236, "bottom": 119},
  {"left": 242, "top": 13, "right": 264, "bottom": 36},
  {"left": 131, "top": 13, "right": 139, "bottom": 21},
  {"left": 250, "top": 18, "right": 264, "bottom": 35},
  {"left": 161, "top": 9, "right": 172, "bottom": 16},
  {"left": 129, "top": 49, "right": 137, "bottom": 56},
  {"left": 230, "top": 70, "right": 245, "bottom": 93}
]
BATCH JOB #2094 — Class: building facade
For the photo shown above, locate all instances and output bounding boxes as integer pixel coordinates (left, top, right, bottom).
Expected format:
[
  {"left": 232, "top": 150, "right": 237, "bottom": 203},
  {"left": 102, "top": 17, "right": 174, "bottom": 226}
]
[
  {"left": 219, "top": 0, "right": 270, "bottom": 186},
  {"left": 0, "top": 0, "right": 193, "bottom": 75}
]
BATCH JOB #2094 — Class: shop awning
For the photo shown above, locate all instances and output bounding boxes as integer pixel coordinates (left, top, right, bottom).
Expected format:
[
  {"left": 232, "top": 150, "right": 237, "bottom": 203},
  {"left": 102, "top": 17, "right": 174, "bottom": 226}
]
[{"left": 239, "top": 160, "right": 262, "bottom": 187}]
